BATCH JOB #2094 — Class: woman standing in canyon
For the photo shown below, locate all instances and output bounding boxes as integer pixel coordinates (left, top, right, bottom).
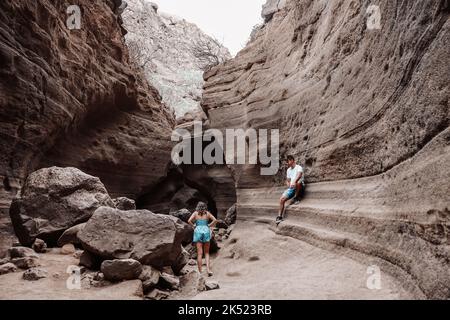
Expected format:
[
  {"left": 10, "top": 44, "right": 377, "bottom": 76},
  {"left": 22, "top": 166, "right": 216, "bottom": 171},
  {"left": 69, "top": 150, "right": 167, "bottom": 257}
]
[{"left": 188, "top": 202, "right": 217, "bottom": 276}]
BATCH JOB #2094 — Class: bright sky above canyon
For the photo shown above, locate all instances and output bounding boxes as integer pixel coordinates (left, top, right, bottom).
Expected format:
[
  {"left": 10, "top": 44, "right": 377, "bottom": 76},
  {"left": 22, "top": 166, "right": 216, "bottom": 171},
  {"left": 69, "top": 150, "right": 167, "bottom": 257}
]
[{"left": 155, "top": 0, "right": 267, "bottom": 56}]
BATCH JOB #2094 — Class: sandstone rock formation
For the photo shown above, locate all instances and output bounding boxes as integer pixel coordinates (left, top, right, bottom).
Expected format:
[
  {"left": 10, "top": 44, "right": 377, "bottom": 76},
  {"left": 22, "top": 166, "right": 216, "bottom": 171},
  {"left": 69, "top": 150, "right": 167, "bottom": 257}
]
[
  {"left": 122, "top": 0, "right": 231, "bottom": 119},
  {"left": 202, "top": 0, "right": 450, "bottom": 299},
  {"left": 9, "top": 167, "right": 114, "bottom": 246},
  {"left": 0, "top": 0, "right": 176, "bottom": 219},
  {"left": 78, "top": 206, "right": 188, "bottom": 268}
]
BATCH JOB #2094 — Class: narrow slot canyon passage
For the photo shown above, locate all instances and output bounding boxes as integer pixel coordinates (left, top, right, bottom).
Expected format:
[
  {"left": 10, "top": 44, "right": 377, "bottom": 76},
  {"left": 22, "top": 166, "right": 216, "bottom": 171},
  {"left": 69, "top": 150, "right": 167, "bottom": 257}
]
[{"left": 0, "top": 0, "right": 448, "bottom": 301}]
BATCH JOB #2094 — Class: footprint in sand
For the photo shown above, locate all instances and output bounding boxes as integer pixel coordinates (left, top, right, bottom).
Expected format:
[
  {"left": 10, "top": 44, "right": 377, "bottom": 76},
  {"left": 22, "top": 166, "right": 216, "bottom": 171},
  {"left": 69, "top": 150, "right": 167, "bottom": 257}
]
[
  {"left": 226, "top": 271, "right": 241, "bottom": 277},
  {"left": 248, "top": 256, "right": 260, "bottom": 262}
]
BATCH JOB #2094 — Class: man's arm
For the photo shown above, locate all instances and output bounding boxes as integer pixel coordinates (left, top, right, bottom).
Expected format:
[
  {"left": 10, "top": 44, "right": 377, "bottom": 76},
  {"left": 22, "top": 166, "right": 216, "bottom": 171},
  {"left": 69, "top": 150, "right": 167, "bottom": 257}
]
[
  {"left": 294, "top": 172, "right": 303, "bottom": 184},
  {"left": 286, "top": 178, "right": 291, "bottom": 187}
]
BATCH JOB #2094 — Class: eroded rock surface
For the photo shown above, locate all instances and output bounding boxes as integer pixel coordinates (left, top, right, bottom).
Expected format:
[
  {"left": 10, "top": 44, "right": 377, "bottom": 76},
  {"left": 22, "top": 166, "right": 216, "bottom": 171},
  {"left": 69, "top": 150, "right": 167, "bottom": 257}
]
[
  {"left": 202, "top": 0, "right": 450, "bottom": 299},
  {"left": 0, "top": 0, "right": 175, "bottom": 216}
]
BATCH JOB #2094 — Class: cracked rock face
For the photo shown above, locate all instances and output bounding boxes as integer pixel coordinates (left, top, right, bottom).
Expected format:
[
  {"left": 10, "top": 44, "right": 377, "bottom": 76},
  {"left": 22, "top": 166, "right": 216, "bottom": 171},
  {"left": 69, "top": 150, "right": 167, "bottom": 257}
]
[{"left": 122, "top": 0, "right": 231, "bottom": 119}]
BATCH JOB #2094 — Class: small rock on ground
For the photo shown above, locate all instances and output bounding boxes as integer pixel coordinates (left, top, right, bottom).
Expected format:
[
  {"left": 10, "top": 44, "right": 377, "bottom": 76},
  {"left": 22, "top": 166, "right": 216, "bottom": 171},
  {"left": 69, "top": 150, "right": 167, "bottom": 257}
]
[
  {"left": 23, "top": 268, "right": 48, "bottom": 281},
  {"left": 205, "top": 280, "right": 220, "bottom": 291},
  {"left": 0, "top": 263, "right": 18, "bottom": 275},
  {"left": 145, "top": 289, "right": 170, "bottom": 300},
  {"left": 32, "top": 239, "right": 47, "bottom": 253},
  {"left": 159, "top": 272, "right": 180, "bottom": 290},
  {"left": 9, "top": 247, "right": 38, "bottom": 258},
  {"left": 61, "top": 244, "right": 76, "bottom": 255},
  {"left": 101, "top": 259, "right": 143, "bottom": 281},
  {"left": 11, "top": 257, "right": 40, "bottom": 269}
]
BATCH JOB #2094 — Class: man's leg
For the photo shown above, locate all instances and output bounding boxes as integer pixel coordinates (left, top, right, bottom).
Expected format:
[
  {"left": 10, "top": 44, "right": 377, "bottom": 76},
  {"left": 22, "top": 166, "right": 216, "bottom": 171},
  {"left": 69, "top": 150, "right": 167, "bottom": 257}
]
[
  {"left": 294, "top": 182, "right": 302, "bottom": 201},
  {"left": 278, "top": 197, "right": 287, "bottom": 218}
]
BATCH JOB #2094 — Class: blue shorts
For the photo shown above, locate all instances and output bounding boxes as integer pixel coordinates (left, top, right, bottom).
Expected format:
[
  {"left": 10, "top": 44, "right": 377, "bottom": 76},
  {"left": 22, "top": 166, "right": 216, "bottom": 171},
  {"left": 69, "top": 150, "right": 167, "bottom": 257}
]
[
  {"left": 282, "top": 187, "right": 296, "bottom": 200},
  {"left": 193, "top": 226, "right": 211, "bottom": 243}
]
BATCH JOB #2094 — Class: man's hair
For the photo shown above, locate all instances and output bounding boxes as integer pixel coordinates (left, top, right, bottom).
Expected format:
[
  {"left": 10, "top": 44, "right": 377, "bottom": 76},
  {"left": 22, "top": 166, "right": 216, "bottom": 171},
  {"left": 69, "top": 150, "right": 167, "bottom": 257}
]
[{"left": 286, "top": 155, "right": 295, "bottom": 162}]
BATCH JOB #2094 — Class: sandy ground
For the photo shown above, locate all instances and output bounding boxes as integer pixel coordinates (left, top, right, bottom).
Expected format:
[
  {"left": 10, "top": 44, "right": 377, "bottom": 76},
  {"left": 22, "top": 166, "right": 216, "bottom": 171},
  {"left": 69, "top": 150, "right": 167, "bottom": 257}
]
[
  {"left": 0, "top": 220, "right": 414, "bottom": 300},
  {"left": 192, "top": 220, "right": 413, "bottom": 300},
  {"left": 0, "top": 250, "right": 143, "bottom": 300}
]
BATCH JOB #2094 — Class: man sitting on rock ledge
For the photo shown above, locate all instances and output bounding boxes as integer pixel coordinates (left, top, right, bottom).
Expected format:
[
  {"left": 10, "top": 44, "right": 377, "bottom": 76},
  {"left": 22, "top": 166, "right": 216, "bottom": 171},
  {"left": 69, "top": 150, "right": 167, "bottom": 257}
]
[{"left": 276, "top": 155, "right": 305, "bottom": 223}]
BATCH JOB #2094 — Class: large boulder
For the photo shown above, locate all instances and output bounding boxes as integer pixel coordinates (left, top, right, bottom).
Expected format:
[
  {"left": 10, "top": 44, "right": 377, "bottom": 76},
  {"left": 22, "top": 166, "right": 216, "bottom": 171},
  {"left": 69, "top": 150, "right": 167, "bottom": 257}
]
[
  {"left": 9, "top": 167, "right": 114, "bottom": 246},
  {"left": 165, "top": 215, "right": 194, "bottom": 246},
  {"left": 78, "top": 207, "right": 188, "bottom": 268}
]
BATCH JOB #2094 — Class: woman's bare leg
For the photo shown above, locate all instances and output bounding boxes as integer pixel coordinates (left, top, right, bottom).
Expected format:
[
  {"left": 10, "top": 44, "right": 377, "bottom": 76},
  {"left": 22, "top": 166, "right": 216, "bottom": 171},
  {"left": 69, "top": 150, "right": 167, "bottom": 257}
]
[
  {"left": 196, "top": 242, "right": 203, "bottom": 273},
  {"left": 204, "top": 242, "right": 211, "bottom": 275}
]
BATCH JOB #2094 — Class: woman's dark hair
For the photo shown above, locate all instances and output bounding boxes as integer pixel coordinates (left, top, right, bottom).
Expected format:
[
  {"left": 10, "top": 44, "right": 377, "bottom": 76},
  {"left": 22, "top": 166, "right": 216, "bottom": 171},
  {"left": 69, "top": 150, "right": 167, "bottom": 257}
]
[
  {"left": 286, "top": 155, "right": 295, "bottom": 161},
  {"left": 196, "top": 201, "right": 208, "bottom": 216}
]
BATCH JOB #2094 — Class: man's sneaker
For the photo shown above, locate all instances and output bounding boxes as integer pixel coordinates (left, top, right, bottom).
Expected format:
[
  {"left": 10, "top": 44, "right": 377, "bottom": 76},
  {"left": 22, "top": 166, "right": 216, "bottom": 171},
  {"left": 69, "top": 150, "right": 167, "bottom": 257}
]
[{"left": 276, "top": 216, "right": 283, "bottom": 224}]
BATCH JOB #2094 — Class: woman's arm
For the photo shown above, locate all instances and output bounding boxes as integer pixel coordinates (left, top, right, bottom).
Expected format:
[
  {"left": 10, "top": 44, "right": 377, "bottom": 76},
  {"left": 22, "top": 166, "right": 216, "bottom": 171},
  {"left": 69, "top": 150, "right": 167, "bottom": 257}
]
[
  {"left": 188, "top": 212, "right": 197, "bottom": 227},
  {"left": 208, "top": 212, "right": 217, "bottom": 228}
]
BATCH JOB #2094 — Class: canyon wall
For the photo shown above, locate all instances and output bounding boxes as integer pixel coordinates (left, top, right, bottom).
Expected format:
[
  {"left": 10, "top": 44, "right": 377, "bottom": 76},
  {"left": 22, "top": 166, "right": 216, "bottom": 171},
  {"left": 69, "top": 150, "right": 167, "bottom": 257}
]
[
  {"left": 0, "top": 0, "right": 176, "bottom": 204},
  {"left": 0, "top": 0, "right": 176, "bottom": 252},
  {"left": 202, "top": 0, "right": 449, "bottom": 298}
]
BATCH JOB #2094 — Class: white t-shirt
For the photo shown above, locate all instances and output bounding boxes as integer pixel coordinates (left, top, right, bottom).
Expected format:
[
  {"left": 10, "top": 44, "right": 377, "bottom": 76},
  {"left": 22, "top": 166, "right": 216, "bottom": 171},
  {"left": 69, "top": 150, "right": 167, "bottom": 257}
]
[{"left": 287, "top": 164, "right": 304, "bottom": 185}]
